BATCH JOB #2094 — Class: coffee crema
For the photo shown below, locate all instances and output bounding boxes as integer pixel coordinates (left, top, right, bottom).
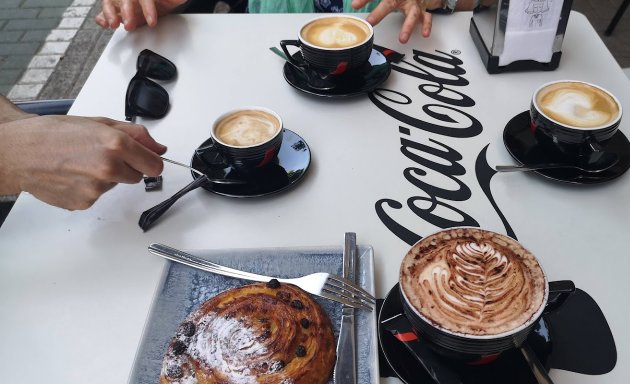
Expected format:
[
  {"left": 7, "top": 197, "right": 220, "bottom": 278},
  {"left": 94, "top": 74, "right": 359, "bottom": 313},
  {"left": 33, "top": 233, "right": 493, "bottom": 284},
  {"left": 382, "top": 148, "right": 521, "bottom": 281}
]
[
  {"left": 400, "top": 228, "right": 546, "bottom": 336},
  {"left": 300, "top": 17, "right": 371, "bottom": 49},
  {"left": 536, "top": 82, "right": 620, "bottom": 128},
  {"left": 214, "top": 109, "right": 281, "bottom": 147}
]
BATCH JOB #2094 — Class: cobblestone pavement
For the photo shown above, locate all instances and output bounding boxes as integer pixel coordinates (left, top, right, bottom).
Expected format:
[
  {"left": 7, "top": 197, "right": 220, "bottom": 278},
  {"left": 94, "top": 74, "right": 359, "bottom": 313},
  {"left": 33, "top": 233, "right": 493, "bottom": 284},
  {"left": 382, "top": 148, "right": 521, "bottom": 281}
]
[
  {"left": 39, "top": 2, "right": 112, "bottom": 100},
  {"left": 1, "top": 0, "right": 102, "bottom": 100}
]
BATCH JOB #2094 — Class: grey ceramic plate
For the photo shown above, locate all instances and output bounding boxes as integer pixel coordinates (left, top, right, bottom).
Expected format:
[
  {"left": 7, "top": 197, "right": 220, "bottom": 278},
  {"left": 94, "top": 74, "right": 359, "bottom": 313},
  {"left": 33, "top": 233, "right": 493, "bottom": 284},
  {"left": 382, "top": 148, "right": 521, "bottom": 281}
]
[{"left": 128, "top": 245, "right": 378, "bottom": 384}]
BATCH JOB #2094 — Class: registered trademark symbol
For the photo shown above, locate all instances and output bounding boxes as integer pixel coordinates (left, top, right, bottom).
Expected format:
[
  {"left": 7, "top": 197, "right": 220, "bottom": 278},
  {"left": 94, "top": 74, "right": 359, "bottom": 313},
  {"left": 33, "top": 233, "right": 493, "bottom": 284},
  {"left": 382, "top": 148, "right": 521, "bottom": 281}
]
[{"left": 451, "top": 49, "right": 461, "bottom": 55}]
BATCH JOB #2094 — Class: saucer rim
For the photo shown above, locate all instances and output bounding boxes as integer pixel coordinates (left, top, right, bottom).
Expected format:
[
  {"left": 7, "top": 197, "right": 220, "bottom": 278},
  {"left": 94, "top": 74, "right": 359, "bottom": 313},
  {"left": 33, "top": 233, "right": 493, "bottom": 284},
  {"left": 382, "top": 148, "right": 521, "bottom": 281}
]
[
  {"left": 190, "top": 128, "right": 311, "bottom": 198},
  {"left": 503, "top": 111, "right": 630, "bottom": 185},
  {"left": 377, "top": 283, "right": 414, "bottom": 384},
  {"left": 377, "top": 283, "right": 553, "bottom": 384},
  {"left": 282, "top": 48, "right": 391, "bottom": 98}
]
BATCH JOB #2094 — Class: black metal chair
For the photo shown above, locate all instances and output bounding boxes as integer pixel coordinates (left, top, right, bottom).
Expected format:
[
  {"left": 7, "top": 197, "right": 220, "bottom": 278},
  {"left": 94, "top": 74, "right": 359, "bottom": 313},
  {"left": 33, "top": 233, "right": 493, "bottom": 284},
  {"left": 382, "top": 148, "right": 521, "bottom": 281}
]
[
  {"left": 605, "top": 0, "right": 630, "bottom": 36},
  {"left": 14, "top": 98, "right": 74, "bottom": 115}
]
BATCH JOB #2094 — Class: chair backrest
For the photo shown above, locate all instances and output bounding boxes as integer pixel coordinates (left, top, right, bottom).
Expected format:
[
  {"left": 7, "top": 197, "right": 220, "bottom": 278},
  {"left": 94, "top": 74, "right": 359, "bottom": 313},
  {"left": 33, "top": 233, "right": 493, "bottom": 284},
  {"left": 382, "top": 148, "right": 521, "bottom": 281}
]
[{"left": 15, "top": 99, "right": 74, "bottom": 115}]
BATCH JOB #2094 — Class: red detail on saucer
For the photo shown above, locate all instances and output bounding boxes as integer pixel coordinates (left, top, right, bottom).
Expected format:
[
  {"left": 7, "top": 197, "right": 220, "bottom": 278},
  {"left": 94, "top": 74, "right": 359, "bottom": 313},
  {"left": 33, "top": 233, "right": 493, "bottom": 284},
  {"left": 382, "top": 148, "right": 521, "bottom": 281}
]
[
  {"left": 256, "top": 146, "right": 277, "bottom": 168},
  {"left": 383, "top": 49, "right": 393, "bottom": 56},
  {"left": 394, "top": 332, "right": 419, "bottom": 342},
  {"left": 330, "top": 61, "right": 348, "bottom": 75},
  {"left": 466, "top": 353, "right": 500, "bottom": 365},
  {"left": 530, "top": 121, "right": 537, "bottom": 134}
]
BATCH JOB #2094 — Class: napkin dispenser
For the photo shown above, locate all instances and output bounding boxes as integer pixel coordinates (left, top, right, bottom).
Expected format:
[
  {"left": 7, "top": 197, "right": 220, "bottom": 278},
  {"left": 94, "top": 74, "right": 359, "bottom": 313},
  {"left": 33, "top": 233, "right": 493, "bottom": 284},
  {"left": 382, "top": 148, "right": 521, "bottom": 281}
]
[{"left": 470, "top": 0, "right": 574, "bottom": 74}]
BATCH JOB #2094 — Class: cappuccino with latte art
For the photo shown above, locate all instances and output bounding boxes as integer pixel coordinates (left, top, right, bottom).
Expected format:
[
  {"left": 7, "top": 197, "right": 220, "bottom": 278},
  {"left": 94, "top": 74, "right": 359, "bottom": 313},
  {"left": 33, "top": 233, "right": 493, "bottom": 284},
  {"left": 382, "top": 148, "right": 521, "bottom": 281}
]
[
  {"left": 400, "top": 228, "right": 547, "bottom": 337},
  {"left": 280, "top": 15, "right": 374, "bottom": 73},
  {"left": 535, "top": 81, "right": 621, "bottom": 129},
  {"left": 215, "top": 109, "right": 281, "bottom": 147},
  {"left": 209, "top": 107, "right": 284, "bottom": 172},
  {"left": 530, "top": 80, "right": 622, "bottom": 156},
  {"left": 300, "top": 16, "right": 371, "bottom": 49}
]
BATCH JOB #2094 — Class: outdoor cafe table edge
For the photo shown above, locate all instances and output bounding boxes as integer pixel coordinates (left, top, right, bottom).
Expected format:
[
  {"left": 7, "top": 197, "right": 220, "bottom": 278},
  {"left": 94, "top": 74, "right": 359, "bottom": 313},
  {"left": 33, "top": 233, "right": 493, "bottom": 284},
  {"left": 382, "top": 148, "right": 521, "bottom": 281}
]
[{"left": 1, "top": 12, "right": 629, "bottom": 384}]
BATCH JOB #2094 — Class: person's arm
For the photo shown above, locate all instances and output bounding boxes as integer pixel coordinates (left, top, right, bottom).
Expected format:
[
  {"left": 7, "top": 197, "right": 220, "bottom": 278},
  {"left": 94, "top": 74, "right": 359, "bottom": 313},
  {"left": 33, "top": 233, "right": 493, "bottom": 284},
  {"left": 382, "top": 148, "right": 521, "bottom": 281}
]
[
  {"left": 352, "top": 0, "right": 493, "bottom": 44},
  {"left": 0, "top": 96, "right": 166, "bottom": 210},
  {"left": 0, "top": 95, "right": 36, "bottom": 124},
  {"left": 350, "top": 0, "right": 435, "bottom": 43},
  {"left": 95, "top": 0, "right": 190, "bottom": 31},
  {"left": 444, "top": 0, "right": 497, "bottom": 11}
]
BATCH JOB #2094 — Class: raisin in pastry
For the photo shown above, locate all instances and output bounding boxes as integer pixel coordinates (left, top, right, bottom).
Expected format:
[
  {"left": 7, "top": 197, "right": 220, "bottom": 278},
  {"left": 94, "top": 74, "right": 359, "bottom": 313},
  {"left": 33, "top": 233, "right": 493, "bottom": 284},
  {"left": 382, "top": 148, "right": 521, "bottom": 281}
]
[{"left": 160, "top": 282, "right": 336, "bottom": 384}]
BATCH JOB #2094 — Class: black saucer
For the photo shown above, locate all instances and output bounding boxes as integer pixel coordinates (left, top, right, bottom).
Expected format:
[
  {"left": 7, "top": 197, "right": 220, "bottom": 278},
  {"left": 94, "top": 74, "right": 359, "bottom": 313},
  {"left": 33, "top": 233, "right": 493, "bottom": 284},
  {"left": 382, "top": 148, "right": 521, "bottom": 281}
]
[
  {"left": 283, "top": 48, "right": 391, "bottom": 98},
  {"left": 190, "top": 129, "right": 310, "bottom": 198},
  {"left": 503, "top": 111, "right": 630, "bottom": 184},
  {"left": 378, "top": 284, "right": 552, "bottom": 384}
]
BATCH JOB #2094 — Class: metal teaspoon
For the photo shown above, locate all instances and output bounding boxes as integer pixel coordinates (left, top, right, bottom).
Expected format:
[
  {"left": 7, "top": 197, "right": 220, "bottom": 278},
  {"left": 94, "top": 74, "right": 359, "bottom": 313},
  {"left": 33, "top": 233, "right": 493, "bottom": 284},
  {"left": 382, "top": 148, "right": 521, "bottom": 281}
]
[
  {"left": 161, "top": 157, "right": 245, "bottom": 185},
  {"left": 496, "top": 152, "right": 619, "bottom": 173}
]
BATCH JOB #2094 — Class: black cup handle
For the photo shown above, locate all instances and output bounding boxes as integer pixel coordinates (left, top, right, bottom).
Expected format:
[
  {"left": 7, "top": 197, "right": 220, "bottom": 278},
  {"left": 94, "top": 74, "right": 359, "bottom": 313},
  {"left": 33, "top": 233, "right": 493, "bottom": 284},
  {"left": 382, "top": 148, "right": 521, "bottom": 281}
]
[
  {"left": 279, "top": 40, "right": 305, "bottom": 68},
  {"left": 195, "top": 138, "right": 230, "bottom": 170},
  {"left": 586, "top": 135, "right": 605, "bottom": 153},
  {"left": 545, "top": 280, "right": 576, "bottom": 313},
  {"left": 584, "top": 135, "right": 610, "bottom": 163}
]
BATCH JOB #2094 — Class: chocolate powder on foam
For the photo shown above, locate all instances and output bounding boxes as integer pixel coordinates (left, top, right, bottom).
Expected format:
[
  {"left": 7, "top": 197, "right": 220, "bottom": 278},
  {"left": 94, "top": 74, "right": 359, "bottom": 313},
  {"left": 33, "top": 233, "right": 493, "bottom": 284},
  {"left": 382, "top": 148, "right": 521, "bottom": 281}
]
[{"left": 400, "top": 228, "right": 546, "bottom": 336}]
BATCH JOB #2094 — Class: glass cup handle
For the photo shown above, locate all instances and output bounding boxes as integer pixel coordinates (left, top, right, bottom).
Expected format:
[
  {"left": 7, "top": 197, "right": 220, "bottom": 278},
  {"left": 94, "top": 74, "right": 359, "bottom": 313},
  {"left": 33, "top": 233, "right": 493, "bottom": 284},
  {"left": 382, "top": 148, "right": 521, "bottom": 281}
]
[{"left": 279, "top": 40, "right": 306, "bottom": 68}]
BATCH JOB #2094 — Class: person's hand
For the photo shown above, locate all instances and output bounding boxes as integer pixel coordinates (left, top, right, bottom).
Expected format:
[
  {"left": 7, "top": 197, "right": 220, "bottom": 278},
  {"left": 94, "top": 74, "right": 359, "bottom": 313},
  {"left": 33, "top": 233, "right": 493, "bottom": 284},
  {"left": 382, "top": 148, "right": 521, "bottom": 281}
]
[
  {"left": 352, "top": 0, "right": 441, "bottom": 43},
  {"left": 0, "top": 115, "right": 166, "bottom": 210},
  {"left": 95, "top": 0, "right": 187, "bottom": 31}
]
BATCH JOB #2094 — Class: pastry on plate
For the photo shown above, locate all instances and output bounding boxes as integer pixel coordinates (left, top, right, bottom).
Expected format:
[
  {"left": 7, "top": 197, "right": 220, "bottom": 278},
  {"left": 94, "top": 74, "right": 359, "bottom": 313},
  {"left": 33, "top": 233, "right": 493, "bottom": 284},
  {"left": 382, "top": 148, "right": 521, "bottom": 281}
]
[{"left": 160, "top": 280, "right": 336, "bottom": 384}]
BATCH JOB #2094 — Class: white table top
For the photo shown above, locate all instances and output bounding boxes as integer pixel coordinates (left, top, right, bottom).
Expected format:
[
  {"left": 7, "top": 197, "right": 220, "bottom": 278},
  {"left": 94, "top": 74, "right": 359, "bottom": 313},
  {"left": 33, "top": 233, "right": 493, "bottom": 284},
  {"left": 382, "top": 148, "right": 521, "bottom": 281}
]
[{"left": 1, "top": 11, "right": 629, "bottom": 384}]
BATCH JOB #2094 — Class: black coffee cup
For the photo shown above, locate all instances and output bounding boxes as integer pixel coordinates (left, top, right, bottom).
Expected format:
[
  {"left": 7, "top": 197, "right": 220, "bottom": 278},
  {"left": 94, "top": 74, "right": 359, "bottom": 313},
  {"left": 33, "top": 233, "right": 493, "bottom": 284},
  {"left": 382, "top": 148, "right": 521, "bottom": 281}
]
[
  {"left": 198, "top": 107, "right": 284, "bottom": 174},
  {"left": 530, "top": 80, "right": 623, "bottom": 159},
  {"left": 280, "top": 15, "right": 374, "bottom": 75},
  {"left": 399, "top": 228, "right": 570, "bottom": 361}
]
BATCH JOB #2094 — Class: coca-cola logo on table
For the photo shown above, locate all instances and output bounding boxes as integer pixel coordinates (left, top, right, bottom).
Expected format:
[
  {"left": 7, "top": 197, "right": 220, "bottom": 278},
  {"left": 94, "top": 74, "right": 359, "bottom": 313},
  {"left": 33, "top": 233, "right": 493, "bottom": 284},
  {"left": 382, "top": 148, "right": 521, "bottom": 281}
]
[{"left": 369, "top": 49, "right": 515, "bottom": 245}]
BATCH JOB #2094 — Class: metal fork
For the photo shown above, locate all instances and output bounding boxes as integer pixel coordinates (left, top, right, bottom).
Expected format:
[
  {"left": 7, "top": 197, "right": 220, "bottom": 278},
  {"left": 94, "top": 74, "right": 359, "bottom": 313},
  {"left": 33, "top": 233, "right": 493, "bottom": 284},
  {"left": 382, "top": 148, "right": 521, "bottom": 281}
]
[{"left": 148, "top": 243, "right": 376, "bottom": 311}]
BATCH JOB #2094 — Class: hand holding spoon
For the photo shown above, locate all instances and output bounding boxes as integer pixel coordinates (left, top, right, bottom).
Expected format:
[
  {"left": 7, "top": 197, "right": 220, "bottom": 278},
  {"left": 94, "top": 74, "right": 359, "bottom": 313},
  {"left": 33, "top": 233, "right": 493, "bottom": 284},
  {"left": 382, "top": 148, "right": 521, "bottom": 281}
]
[{"left": 161, "top": 157, "right": 244, "bottom": 184}]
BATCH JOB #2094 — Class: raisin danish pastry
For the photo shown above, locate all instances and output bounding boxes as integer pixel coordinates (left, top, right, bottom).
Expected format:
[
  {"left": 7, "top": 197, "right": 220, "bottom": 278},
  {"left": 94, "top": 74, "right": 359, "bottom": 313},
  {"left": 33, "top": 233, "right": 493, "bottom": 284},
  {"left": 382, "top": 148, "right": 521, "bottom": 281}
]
[{"left": 160, "top": 281, "right": 336, "bottom": 384}]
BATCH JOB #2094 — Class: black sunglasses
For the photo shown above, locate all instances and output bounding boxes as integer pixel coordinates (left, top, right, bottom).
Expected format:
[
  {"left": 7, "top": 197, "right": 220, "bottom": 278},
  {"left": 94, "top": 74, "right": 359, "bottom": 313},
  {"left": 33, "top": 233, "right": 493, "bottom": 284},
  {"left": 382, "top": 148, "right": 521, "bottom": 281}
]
[{"left": 125, "top": 49, "right": 177, "bottom": 121}]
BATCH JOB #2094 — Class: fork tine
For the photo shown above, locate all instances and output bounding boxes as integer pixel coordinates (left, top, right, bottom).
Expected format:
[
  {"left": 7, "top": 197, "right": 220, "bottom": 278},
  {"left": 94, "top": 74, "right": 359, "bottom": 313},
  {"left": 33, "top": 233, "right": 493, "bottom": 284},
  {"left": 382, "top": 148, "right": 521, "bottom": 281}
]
[
  {"left": 321, "top": 286, "right": 374, "bottom": 311},
  {"left": 325, "top": 275, "right": 376, "bottom": 304},
  {"left": 322, "top": 282, "right": 375, "bottom": 306},
  {"left": 317, "top": 290, "right": 373, "bottom": 311},
  {"left": 322, "top": 284, "right": 375, "bottom": 310}
]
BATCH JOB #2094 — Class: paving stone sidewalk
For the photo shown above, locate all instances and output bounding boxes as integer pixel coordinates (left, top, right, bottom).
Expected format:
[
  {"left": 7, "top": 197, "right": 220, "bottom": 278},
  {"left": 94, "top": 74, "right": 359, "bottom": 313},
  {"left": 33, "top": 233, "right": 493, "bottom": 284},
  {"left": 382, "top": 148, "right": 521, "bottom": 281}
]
[{"left": 0, "top": 0, "right": 105, "bottom": 100}]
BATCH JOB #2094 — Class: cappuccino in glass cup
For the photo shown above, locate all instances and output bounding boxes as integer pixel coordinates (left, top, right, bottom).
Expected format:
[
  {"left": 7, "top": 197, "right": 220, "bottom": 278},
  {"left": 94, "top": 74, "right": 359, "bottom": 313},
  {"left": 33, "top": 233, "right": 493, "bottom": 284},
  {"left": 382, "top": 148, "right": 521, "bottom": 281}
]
[
  {"left": 530, "top": 80, "right": 623, "bottom": 157},
  {"left": 280, "top": 15, "right": 374, "bottom": 74},
  {"left": 399, "top": 227, "right": 549, "bottom": 360}
]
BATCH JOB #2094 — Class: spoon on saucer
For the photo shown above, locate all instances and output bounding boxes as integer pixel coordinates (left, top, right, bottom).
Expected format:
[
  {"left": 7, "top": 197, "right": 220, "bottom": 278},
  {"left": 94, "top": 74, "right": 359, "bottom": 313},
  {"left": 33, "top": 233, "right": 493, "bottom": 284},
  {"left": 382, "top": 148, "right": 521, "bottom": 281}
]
[
  {"left": 161, "top": 157, "right": 245, "bottom": 185},
  {"left": 496, "top": 152, "right": 619, "bottom": 173}
]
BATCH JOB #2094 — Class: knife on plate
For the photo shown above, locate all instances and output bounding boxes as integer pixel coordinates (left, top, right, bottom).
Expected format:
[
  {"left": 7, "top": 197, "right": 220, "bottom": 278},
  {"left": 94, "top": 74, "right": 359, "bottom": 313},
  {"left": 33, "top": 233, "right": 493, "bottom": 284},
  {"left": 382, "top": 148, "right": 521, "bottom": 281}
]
[{"left": 333, "top": 232, "right": 357, "bottom": 384}]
